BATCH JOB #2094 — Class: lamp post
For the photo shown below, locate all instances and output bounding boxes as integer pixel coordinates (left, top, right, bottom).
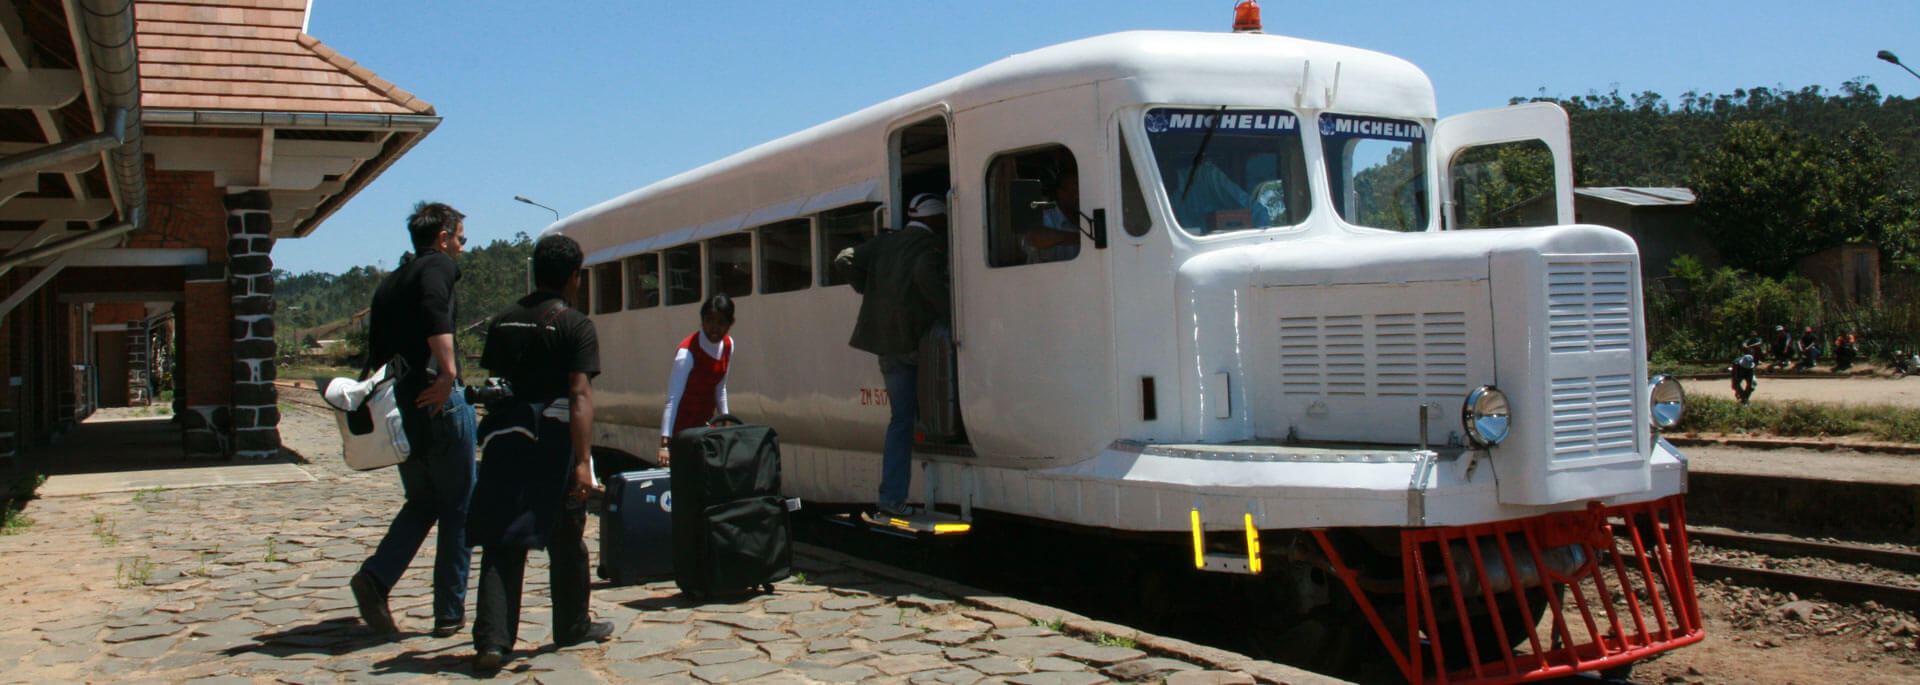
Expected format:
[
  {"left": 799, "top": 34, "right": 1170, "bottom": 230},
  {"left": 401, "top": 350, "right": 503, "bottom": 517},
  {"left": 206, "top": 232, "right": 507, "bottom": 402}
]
[
  {"left": 513, "top": 195, "right": 560, "bottom": 222},
  {"left": 1879, "top": 50, "right": 1920, "bottom": 82}
]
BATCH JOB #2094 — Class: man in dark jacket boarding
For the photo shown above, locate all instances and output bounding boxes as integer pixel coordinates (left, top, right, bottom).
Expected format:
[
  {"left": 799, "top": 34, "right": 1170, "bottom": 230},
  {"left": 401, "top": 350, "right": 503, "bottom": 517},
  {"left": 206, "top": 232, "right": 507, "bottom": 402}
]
[
  {"left": 833, "top": 192, "right": 951, "bottom": 520},
  {"left": 466, "top": 234, "right": 612, "bottom": 672}
]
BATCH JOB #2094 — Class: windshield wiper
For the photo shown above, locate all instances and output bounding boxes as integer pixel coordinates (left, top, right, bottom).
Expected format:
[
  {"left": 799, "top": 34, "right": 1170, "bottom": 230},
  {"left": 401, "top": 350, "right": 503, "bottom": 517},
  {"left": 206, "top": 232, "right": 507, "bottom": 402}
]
[{"left": 1178, "top": 106, "right": 1229, "bottom": 203}]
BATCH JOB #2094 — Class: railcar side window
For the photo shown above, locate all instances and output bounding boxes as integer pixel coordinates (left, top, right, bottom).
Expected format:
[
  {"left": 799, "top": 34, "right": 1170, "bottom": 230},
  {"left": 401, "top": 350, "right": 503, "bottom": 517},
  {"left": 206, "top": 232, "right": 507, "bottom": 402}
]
[
  {"left": 707, "top": 233, "right": 752, "bottom": 299},
  {"left": 663, "top": 244, "right": 702, "bottom": 305},
  {"left": 818, "top": 202, "right": 878, "bottom": 286},
  {"left": 1320, "top": 113, "right": 1429, "bottom": 232},
  {"left": 758, "top": 218, "right": 811, "bottom": 294},
  {"left": 1448, "top": 139, "right": 1555, "bottom": 229},
  {"left": 984, "top": 144, "right": 1080, "bottom": 268},
  {"left": 591, "top": 262, "right": 622, "bottom": 314},
  {"left": 1143, "top": 108, "right": 1308, "bottom": 235},
  {"left": 624, "top": 253, "right": 659, "bottom": 310}
]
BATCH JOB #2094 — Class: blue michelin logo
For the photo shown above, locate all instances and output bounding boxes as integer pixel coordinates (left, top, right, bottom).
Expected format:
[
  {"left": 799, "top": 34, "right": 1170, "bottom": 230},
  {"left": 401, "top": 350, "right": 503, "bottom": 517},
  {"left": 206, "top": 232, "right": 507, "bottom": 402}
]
[
  {"left": 1146, "top": 109, "right": 1297, "bottom": 135},
  {"left": 1319, "top": 113, "right": 1425, "bottom": 142}
]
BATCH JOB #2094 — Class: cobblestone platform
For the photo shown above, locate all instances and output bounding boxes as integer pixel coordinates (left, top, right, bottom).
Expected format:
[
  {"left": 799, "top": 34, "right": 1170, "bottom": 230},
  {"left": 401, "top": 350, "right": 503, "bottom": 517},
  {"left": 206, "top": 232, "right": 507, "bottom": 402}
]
[{"left": 0, "top": 403, "right": 1342, "bottom": 684}]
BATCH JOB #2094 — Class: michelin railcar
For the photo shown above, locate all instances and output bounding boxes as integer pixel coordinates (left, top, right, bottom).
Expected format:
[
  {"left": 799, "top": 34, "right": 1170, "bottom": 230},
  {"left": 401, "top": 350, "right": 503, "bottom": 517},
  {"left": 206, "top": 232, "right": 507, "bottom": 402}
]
[{"left": 548, "top": 19, "right": 1700, "bottom": 683}]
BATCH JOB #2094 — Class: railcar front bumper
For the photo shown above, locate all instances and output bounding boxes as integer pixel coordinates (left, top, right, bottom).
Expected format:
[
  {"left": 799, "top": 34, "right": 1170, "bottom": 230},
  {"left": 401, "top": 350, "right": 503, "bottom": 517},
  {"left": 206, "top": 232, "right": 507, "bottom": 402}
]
[{"left": 1314, "top": 494, "right": 1702, "bottom": 684}]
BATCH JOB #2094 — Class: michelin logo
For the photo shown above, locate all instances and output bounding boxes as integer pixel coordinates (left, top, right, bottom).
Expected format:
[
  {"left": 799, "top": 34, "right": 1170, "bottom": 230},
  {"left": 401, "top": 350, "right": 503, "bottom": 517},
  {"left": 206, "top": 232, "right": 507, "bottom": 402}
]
[
  {"left": 1320, "top": 114, "right": 1425, "bottom": 142},
  {"left": 1148, "top": 109, "right": 1297, "bottom": 134}
]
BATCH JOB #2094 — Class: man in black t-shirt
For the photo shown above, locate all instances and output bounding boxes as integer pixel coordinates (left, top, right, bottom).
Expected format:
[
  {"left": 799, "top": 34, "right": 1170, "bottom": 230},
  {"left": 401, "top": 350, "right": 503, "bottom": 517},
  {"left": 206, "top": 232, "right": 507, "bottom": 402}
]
[
  {"left": 468, "top": 234, "right": 611, "bottom": 672},
  {"left": 352, "top": 202, "right": 476, "bottom": 639}
]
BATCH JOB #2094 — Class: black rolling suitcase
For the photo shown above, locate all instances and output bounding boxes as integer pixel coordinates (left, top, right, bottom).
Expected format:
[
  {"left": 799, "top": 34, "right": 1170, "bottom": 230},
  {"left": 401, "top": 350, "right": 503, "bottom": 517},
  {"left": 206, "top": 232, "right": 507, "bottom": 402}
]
[
  {"left": 670, "top": 416, "right": 791, "bottom": 598},
  {"left": 598, "top": 468, "right": 674, "bottom": 585}
]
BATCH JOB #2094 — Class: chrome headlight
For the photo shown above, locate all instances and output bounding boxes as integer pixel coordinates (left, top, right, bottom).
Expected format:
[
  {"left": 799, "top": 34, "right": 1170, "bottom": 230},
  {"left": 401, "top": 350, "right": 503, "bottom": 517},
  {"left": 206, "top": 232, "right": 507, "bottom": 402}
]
[
  {"left": 1462, "top": 385, "right": 1511, "bottom": 447},
  {"left": 1649, "top": 375, "right": 1685, "bottom": 429}
]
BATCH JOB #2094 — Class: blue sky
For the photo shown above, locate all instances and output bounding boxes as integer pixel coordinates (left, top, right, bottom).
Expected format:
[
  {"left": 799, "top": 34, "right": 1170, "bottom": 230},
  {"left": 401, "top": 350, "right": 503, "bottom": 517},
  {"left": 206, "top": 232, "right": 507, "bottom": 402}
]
[{"left": 287, "top": 0, "right": 1920, "bottom": 275}]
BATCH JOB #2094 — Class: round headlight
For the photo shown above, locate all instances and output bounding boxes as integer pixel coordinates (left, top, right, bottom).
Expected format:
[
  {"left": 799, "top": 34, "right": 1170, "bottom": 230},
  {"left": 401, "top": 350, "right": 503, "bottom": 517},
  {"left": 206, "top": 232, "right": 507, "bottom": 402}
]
[
  {"left": 1462, "top": 385, "right": 1511, "bottom": 447},
  {"left": 1649, "top": 375, "right": 1685, "bottom": 429}
]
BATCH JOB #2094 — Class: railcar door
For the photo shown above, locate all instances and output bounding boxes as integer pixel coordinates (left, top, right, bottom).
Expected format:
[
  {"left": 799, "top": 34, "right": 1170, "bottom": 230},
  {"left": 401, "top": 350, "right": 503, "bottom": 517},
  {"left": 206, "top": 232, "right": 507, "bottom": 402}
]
[
  {"left": 886, "top": 112, "right": 965, "bottom": 446},
  {"left": 949, "top": 85, "right": 1115, "bottom": 465},
  {"left": 1432, "top": 102, "right": 1575, "bottom": 229}
]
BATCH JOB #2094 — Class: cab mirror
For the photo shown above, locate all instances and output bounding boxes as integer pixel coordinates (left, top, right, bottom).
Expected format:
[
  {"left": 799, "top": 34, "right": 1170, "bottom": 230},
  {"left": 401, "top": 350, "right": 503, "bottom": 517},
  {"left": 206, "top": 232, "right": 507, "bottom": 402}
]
[{"left": 1009, "top": 178, "right": 1048, "bottom": 235}]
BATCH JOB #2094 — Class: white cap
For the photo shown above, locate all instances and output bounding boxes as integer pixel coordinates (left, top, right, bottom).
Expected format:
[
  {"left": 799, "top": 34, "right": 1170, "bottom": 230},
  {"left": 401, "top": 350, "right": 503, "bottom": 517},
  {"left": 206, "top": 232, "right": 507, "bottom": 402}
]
[{"left": 907, "top": 193, "right": 946, "bottom": 218}]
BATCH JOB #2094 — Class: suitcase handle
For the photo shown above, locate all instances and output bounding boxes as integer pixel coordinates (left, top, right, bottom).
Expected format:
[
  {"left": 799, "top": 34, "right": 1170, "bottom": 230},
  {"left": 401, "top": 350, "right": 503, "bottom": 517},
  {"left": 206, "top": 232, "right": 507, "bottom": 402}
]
[{"left": 708, "top": 414, "right": 743, "bottom": 427}]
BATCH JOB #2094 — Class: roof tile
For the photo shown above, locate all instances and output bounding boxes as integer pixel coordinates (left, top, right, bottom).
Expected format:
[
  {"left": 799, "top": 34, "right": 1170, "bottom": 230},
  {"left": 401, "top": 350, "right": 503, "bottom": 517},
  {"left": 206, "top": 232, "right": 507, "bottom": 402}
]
[{"left": 136, "top": 0, "right": 433, "bottom": 116}]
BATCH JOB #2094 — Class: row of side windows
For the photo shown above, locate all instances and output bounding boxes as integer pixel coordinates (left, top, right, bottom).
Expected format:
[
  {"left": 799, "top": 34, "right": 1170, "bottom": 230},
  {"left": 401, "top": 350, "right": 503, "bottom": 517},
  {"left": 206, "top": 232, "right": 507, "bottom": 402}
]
[{"left": 580, "top": 202, "right": 879, "bottom": 315}]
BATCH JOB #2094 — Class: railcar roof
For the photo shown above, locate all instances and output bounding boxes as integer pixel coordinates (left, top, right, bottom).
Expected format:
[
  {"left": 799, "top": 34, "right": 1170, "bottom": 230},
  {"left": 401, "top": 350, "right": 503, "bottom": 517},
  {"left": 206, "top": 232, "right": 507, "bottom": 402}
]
[{"left": 554, "top": 30, "right": 1434, "bottom": 243}]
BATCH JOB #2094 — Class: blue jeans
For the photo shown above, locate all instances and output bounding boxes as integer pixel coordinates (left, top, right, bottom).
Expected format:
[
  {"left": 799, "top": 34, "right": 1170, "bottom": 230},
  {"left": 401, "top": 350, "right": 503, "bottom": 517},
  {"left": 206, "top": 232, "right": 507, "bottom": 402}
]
[
  {"left": 878, "top": 353, "right": 917, "bottom": 508},
  {"left": 361, "top": 389, "right": 477, "bottom": 626}
]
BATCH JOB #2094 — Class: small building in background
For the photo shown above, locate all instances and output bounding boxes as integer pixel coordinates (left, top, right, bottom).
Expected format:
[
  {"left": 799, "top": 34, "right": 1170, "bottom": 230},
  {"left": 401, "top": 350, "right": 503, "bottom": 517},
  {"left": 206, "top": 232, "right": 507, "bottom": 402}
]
[{"left": 1500, "top": 187, "right": 1716, "bottom": 279}]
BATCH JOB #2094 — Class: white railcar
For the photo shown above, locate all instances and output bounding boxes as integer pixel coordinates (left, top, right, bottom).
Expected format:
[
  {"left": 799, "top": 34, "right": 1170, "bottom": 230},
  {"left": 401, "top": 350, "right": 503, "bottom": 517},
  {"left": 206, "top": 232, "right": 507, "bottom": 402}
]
[{"left": 551, "top": 26, "right": 1700, "bottom": 684}]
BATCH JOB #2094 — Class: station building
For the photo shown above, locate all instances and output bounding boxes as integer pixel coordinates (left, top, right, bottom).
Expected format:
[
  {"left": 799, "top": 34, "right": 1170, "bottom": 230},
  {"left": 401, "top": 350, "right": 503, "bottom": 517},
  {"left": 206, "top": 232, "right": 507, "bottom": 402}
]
[{"left": 0, "top": 0, "right": 435, "bottom": 463}]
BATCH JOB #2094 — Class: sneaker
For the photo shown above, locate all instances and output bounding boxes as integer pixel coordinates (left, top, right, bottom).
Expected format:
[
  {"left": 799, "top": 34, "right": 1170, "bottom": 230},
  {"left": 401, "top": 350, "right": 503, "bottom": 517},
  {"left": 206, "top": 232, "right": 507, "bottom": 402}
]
[
  {"left": 431, "top": 620, "right": 464, "bottom": 638},
  {"left": 555, "top": 620, "right": 614, "bottom": 647},
  {"left": 875, "top": 502, "right": 918, "bottom": 518},
  {"left": 472, "top": 646, "right": 505, "bottom": 674},
  {"left": 350, "top": 571, "right": 395, "bottom": 635}
]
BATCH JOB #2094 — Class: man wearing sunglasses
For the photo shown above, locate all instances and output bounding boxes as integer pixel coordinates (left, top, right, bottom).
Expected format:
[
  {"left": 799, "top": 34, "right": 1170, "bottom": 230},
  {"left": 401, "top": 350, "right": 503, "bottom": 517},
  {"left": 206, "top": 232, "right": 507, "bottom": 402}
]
[{"left": 351, "top": 201, "right": 479, "bottom": 639}]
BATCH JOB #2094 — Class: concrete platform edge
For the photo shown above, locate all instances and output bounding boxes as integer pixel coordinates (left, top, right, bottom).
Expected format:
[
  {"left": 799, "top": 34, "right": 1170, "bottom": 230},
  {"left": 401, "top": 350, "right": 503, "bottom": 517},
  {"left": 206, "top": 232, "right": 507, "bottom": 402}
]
[{"left": 794, "top": 541, "right": 1353, "bottom": 685}]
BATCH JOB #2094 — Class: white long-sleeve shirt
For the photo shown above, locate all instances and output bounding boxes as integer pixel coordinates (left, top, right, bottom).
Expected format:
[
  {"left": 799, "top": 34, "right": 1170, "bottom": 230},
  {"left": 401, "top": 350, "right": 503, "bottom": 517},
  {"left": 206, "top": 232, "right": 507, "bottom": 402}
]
[{"left": 661, "top": 333, "right": 730, "bottom": 438}]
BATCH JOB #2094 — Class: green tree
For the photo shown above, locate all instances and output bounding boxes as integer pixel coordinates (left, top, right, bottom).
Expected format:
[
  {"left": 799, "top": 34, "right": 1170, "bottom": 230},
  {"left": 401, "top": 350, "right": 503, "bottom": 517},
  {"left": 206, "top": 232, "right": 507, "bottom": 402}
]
[{"left": 1689, "top": 122, "right": 1908, "bottom": 276}]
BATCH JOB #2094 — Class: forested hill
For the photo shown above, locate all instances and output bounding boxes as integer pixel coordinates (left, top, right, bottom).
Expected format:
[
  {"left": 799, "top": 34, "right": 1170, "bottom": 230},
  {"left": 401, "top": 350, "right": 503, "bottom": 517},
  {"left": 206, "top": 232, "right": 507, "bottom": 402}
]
[
  {"left": 1531, "top": 80, "right": 1920, "bottom": 188},
  {"left": 1524, "top": 80, "right": 1920, "bottom": 276},
  {"left": 274, "top": 232, "right": 534, "bottom": 346}
]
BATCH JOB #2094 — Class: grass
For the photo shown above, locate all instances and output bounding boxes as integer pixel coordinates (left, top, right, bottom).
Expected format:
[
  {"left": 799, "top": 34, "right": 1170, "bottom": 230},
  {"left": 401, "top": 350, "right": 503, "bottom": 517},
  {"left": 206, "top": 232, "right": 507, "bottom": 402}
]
[
  {"left": 92, "top": 513, "right": 118, "bottom": 546},
  {"left": 131, "top": 486, "right": 165, "bottom": 502},
  {"left": 263, "top": 537, "right": 282, "bottom": 563},
  {"left": 792, "top": 571, "right": 808, "bottom": 585},
  {"left": 1676, "top": 396, "right": 1920, "bottom": 442},
  {"left": 117, "top": 556, "right": 153, "bottom": 588},
  {"left": 0, "top": 509, "right": 31, "bottom": 535},
  {"left": 1033, "top": 617, "right": 1066, "bottom": 632},
  {"left": 1094, "top": 632, "right": 1139, "bottom": 649}
]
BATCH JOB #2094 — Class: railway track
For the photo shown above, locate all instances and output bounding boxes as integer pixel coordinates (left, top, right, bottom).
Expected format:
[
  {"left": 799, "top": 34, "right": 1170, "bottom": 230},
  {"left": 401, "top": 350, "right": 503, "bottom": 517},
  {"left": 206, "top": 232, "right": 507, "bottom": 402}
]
[
  {"left": 272, "top": 381, "right": 333, "bottom": 412},
  {"left": 1680, "top": 528, "right": 1920, "bottom": 613}
]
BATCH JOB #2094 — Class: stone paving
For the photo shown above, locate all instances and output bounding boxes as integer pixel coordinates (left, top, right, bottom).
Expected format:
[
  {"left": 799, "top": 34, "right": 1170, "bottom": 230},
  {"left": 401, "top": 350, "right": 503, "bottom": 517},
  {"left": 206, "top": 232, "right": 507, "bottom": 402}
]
[{"left": 0, "top": 402, "right": 1337, "bottom": 684}]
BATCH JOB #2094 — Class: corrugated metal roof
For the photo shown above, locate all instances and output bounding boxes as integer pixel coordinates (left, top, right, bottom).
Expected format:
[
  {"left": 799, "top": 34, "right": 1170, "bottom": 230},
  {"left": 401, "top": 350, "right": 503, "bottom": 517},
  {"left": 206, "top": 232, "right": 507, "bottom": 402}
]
[{"left": 1575, "top": 187, "right": 1696, "bottom": 206}]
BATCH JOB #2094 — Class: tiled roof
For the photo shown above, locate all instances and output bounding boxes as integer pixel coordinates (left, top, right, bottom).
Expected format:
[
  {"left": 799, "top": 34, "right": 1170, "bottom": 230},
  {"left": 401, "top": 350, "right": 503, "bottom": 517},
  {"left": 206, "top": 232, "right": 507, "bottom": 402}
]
[{"left": 135, "top": 0, "right": 432, "bottom": 115}]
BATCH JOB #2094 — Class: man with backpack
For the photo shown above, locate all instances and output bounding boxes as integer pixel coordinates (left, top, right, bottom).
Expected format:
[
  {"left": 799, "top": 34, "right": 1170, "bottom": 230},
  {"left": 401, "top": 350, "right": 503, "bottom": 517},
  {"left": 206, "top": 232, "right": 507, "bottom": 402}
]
[{"left": 466, "top": 234, "right": 613, "bottom": 671}]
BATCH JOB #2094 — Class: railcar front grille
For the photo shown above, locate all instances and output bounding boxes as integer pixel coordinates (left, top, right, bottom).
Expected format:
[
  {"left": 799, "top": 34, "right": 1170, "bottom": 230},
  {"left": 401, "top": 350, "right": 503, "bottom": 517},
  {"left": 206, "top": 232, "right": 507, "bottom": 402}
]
[
  {"left": 1549, "top": 374, "right": 1637, "bottom": 460},
  {"left": 1278, "top": 311, "right": 1468, "bottom": 399},
  {"left": 1546, "top": 260, "right": 1634, "bottom": 354}
]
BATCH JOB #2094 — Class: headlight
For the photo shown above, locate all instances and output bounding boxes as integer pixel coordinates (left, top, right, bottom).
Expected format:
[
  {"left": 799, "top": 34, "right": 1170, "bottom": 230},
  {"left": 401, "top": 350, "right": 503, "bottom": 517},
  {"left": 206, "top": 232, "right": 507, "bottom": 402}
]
[
  {"left": 1649, "top": 375, "right": 1685, "bottom": 429},
  {"left": 1462, "top": 385, "right": 1511, "bottom": 447}
]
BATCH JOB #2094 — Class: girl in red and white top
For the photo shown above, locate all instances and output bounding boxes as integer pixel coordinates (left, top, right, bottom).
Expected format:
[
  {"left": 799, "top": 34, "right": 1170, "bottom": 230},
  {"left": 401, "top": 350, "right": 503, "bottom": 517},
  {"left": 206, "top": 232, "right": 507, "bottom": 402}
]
[{"left": 658, "top": 295, "right": 735, "bottom": 464}]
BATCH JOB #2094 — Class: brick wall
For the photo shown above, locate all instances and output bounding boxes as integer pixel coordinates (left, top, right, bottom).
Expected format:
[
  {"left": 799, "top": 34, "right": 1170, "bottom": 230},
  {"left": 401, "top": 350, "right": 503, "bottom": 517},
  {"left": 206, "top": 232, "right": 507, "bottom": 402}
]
[
  {"left": 225, "top": 190, "right": 278, "bottom": 460},
  {"left": 134, "top": 167, "right": 228, "bottom": 253}
]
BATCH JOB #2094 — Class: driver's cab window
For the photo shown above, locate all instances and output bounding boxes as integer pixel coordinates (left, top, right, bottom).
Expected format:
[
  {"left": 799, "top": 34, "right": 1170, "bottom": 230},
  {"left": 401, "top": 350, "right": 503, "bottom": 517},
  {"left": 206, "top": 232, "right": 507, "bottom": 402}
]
[
  {"left": 985, "top": 145, "right": 1080, "bottom": 268},
  {"left": 1320, "top": 113, "right": 1429, "bottom": 231}
]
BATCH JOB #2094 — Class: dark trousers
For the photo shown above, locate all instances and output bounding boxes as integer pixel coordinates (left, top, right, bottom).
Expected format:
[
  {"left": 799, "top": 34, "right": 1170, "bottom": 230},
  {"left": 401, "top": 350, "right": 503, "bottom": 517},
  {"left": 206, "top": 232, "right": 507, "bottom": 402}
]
[{"left": 473, "top": 498, "right": 590, "bottom": 652}]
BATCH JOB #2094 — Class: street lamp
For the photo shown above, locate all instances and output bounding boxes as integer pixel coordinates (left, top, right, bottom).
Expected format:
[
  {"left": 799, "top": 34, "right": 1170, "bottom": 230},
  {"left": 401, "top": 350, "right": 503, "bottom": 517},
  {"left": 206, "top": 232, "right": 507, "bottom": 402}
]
[
  {"left": 513, "top": 195, "right": 560, "bottom": 222},
  {"left": 1879, "top": 50, "right": 1920, "bottom": 82}
]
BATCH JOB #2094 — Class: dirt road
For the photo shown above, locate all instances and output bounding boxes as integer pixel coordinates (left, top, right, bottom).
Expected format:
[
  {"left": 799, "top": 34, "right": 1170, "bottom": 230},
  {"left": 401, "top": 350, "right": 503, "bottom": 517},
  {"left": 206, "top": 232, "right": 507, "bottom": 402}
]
[{"left": 1685, "top": 374, "right": 1920, "bottom": 407}]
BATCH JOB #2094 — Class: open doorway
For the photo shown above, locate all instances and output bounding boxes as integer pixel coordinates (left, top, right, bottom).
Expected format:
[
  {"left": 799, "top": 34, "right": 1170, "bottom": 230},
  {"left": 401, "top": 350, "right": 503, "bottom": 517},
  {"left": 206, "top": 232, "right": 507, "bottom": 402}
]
[{"left": 890, "top": 116, "right": 965, "bottom": 447}]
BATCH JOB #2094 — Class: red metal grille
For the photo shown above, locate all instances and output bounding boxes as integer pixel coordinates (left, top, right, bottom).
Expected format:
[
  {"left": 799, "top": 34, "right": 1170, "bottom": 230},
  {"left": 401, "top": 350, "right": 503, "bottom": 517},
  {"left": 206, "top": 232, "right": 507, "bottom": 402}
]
[{"left": 1314, "top": 495, "right": 1703, "bottom": 684}]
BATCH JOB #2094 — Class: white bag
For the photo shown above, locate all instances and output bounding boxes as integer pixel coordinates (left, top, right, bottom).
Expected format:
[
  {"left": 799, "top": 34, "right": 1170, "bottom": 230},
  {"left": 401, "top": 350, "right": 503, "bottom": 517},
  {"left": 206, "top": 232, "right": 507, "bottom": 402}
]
[{"left": 321, "top": 364, "right": 411, "bottom": 470}]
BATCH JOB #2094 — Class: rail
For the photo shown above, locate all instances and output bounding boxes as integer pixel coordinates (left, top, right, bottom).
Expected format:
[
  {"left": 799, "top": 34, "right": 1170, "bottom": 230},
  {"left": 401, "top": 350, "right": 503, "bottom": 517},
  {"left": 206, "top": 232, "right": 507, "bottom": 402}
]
[{"left": 1624, "top": 527, "right": 1920, "bottom": 614}]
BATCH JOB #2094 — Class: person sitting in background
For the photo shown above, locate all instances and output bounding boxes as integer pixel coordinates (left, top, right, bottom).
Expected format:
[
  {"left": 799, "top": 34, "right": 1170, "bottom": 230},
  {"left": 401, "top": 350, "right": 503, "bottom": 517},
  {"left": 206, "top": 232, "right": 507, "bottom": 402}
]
[
  {"left": 1833, "top": 333, "right": 1858, "bottom": 373},
  {"left": 1766, "top": 324, "right": 1792, "bottom": 371},
  {"left": 1791, "top": 326, "right": 1822, "bottom": 372},
  {"left": 658, "top": 295, "right": 736, "bottom": 464}
]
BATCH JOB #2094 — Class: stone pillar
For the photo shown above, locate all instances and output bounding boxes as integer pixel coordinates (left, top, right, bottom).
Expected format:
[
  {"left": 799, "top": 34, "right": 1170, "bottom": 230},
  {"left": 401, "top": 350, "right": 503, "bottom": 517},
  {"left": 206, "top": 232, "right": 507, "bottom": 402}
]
[{"left": 225, "top": 190, "right": 279, "bottom": 460}]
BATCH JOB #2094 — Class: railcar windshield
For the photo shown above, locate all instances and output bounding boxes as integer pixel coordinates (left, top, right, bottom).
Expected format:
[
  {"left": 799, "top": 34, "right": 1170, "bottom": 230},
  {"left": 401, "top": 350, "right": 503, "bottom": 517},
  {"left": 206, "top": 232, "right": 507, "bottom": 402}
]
[
  {"left": 1143, "top": 107, "right": 1310, "bottom": 236},
  {"left": 1320, "top": 113, "right": 1429, "bottom": 232}
]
